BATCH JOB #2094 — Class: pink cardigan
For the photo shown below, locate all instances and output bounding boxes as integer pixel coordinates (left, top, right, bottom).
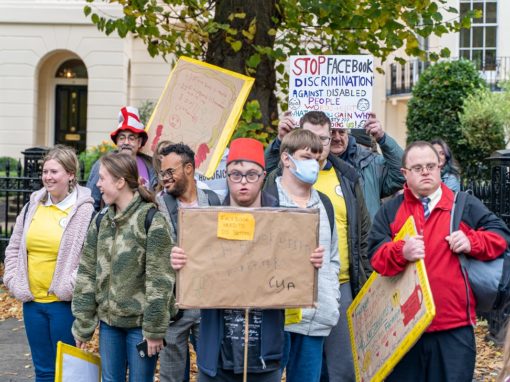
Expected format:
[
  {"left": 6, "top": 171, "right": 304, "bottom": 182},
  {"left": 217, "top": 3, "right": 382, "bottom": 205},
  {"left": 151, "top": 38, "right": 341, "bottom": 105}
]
[{"left": 3, "top": 185, "right": 94, "bottom": 302}]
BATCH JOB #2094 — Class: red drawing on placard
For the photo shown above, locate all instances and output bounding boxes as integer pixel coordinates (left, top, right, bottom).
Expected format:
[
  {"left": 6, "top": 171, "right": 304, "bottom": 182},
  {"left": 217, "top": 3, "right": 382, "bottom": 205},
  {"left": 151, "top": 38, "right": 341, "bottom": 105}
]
[
  {"left": 195, "top": 143, "right": 210, "bottom": 168},
  {"left": 400, "top": 283, "right": 422, "bottom": 326},
  {"left": 150, "top": 124, "right": 164, "bottom": 152}
]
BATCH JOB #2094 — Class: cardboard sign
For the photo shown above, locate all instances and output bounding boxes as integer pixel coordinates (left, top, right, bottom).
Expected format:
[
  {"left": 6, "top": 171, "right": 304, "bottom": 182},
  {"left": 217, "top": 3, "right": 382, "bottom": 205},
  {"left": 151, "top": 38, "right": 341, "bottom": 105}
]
[
  {"left": 347, "top": 216, "right": 436, "bottom": 382},
  {"left": 176, "top": 207, "right": 319, "bottom": 309},
  {"left": 142, "top": 57, "right": 254, "bottom": 178},
  {"left": 288, "top": 55, "right": 374, "bottom": 129},
  {"left": 55, "top": 341, "right": 101, "bottom": 382}
]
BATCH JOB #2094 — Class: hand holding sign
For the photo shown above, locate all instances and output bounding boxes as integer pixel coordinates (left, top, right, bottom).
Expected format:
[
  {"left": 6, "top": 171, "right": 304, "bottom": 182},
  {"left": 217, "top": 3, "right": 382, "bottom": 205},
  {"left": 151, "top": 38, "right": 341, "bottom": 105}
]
[{"left": 278, "top": 111, "right": 298, "bottom": 141}]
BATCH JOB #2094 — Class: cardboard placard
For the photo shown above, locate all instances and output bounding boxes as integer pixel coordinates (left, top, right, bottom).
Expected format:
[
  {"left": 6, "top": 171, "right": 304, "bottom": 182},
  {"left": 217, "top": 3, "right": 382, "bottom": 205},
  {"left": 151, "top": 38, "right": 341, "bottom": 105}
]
[
  {"left": 347, "top": 216, "right": 436, "bottom": 382},
  {"left": 176, "top": 207, "right": 319, "bottom": 309},
  {"left": 55, "top": 341, "right": 101, "bottom": 382},
  {"left": 288, "top": 55, "right": 374, "bottom": 129},
  {"left": 142, "top": 56, "right": 254, "bottom": 178}
]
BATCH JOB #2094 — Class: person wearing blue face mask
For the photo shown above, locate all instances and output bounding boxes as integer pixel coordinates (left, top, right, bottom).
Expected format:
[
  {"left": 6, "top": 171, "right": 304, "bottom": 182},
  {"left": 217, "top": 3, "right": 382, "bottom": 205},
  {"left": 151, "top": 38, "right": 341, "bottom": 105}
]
[
  {"left": 264, "top": 111, "right": 371, "bottom": 382},
  {"left": 264, "top": 129, "right": 341, "bottom": 382}
]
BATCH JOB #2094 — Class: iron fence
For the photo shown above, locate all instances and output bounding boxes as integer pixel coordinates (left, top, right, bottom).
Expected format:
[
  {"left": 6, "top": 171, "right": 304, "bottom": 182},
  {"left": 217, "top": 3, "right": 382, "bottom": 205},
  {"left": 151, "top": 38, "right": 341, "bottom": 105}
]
[{"left": 388, "top": 56, "right": 510, "bottom": 96}]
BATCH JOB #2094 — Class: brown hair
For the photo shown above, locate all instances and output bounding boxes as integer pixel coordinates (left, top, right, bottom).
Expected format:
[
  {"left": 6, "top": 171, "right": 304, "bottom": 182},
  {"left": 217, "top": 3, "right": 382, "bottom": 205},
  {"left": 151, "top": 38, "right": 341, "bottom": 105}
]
[
  {"left": 43, "top": 145, "right": 79, "bottom": 191},
  {"left": 280, "top": 129, "right": 323, "bottom": 157},
  {"left": 100, "top": 152, "right": 155, "bottom": 203},
  {"left": 299, "top": 111, "right": 331, "bottom": 129},
  {"left": 152, "top": 140, "right": 174, "bottom": 194},
  {"left": 402, "top": 141, "right": 440, "bottom": 168}
]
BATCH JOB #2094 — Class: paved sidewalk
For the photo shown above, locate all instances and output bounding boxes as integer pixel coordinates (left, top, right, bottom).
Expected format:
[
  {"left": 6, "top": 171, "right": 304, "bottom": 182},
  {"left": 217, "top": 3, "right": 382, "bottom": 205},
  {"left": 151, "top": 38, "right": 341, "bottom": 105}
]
[{"left": 0, "top": 318, "right": 33, "bottom": 382}]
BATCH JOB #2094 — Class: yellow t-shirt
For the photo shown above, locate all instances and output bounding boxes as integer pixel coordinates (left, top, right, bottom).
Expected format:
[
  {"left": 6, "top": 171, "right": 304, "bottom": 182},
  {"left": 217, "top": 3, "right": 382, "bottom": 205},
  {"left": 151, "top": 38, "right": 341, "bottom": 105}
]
[
  {"left": 26, "top": 204, "right": 70, "bottom": 302},
  {"left": 315, "top": 167, "right": 350, "bottom": 283}
]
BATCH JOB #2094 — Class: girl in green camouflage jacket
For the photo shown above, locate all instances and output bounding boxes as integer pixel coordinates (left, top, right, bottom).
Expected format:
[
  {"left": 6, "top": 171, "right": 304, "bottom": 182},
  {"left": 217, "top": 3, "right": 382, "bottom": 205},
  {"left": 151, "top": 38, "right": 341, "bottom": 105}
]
[{"left": 71, "top": 152, "right": 175, "bottom": 382}]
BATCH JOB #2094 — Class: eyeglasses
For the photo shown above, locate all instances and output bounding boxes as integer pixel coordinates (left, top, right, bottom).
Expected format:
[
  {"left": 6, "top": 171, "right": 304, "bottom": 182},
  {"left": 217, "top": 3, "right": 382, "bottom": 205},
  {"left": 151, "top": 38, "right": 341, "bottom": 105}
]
[
  {"left": 227, "top": 171, "right": 263, "bottom": 183},
  {"left": 117, "top": 134, "right": 139, "bottom": 143},
  {"left": 405, "top": 163, "right": 439, "bottom": 174},
  {"left": 318, "top": 135, "right": 331, "bottom": 146},
  {"left": 158, "top": 164, "right": 184, "bottom": 180}
]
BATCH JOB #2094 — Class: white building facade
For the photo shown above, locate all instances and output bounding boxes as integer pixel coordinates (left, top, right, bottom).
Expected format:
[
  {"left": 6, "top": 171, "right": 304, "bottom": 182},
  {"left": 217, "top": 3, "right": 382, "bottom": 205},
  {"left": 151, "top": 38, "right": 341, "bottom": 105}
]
[{"left": 0, "top": 0, "right": 172, "bottom": 158}]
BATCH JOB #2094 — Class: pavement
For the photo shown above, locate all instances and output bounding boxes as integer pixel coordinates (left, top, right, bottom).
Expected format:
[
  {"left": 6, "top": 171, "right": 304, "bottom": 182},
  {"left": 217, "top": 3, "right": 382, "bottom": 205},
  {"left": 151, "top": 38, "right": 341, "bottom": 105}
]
[{"left": 0, "top": 318, "right": 34, "bottom": 382}]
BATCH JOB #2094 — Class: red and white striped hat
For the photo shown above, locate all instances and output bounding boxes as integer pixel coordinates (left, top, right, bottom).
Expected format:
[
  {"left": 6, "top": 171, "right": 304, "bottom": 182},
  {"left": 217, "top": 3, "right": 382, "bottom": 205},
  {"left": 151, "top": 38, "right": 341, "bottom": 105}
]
[{"left": 110, "top": 106, "right": 148, "bottom": 146}]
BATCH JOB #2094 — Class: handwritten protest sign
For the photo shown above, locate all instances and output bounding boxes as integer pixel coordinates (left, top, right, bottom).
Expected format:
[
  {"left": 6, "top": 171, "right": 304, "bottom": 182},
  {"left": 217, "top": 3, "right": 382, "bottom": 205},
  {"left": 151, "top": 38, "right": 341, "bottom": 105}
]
[
  {"left": 347, "top": 216, "right": 436, "bottom": 382},
  {"left": 288, "top": 55, "right": 374, "bottom": 129},
  {"left": 55, "top": 341, "right": 101, "bottom": 382},
  {"left": 176, "top": 207, "right": 319, "bottom": 308},
  {"left": 142, "top": 57, "right": 254, "bottom": 178}
]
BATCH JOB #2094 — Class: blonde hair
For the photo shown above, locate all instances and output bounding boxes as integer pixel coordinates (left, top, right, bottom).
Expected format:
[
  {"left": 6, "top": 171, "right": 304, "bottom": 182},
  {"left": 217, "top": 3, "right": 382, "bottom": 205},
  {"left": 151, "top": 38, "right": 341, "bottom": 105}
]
[
  {"left": 43, "top": 145, "right": 80, "bottom": 190},
  {"left": 100, "top": 152, "right": 155, "bottom": 204}
]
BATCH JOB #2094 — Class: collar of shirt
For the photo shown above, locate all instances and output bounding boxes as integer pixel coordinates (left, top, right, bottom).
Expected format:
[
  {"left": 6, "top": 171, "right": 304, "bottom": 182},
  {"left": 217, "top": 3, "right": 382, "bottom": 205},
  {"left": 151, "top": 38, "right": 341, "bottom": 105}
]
[
  {"left": 44, "top": 188, "right": 77, "bottom": 211},
  {"left": 275, "top": 177, "right": 320, "bottom": 208},
  {"left": 426, "top": 186, "right": 442, "bottom": 212}
]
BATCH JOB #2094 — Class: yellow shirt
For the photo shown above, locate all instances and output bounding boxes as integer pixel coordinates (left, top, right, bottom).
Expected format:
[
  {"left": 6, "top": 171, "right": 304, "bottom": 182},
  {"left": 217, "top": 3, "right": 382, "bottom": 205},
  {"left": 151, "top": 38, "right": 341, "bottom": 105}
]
[
  {"left": 315, "top": 167, "right": 350, "bottom": 283},
  {"left": 26, "top": 204, "right": 70, "bottom": 302}
]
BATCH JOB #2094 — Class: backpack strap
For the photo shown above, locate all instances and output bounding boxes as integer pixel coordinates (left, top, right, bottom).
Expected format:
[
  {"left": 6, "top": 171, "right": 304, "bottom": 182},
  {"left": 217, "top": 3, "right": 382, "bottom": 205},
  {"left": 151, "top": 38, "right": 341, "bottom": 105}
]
[
  {"left": 144, "top": 206, "right": 157, "bottom": 233},
  {"left": 317, "top": 191, "right": 335, "bottom": 237},
  {"left": 450, "top": 191, "right": 468, "bottom": 233},
  {"left": 203, "top": 189, "right": 221, "bottom": 206},
  {"left": 95, "top": 207, "right": 109, "bottom": 231}
]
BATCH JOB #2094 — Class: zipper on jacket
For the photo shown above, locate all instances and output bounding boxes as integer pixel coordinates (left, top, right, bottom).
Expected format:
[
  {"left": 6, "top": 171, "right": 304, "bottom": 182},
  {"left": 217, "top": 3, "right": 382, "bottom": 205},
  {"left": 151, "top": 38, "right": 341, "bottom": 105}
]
[{"left": 107, "top": 219, "right": 118, "bottom": 326}]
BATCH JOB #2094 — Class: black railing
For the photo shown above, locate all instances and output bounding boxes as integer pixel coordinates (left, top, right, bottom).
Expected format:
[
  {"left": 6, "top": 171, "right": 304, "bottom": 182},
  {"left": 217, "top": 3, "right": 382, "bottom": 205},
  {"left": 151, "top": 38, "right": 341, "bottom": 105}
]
[{"left": 388, "top": 56, "right": 510, "bottom": 96}]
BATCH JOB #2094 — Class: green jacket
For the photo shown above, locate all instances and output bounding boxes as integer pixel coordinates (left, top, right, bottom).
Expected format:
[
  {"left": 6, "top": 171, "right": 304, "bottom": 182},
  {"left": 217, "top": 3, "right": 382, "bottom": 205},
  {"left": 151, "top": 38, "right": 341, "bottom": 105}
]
[{"left": 72, "top": 193, "right": 175, "bottom": 341}]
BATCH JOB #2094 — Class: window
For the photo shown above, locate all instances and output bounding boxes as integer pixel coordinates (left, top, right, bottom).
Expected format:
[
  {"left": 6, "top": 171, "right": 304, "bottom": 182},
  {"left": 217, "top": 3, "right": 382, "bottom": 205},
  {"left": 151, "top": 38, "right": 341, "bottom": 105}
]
[
  {"left": 459, "top": 1, "right": 497, "bottom": 70},
  {"left": 55, "top": 59, "right": 88, "bottom": 79}
]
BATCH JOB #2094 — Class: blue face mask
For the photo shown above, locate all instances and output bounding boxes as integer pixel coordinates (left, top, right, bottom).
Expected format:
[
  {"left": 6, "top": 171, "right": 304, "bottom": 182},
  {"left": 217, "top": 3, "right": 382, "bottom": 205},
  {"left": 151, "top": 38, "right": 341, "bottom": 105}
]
[{"left": 288, "top": 154, "right": 320, "bottom": 185}]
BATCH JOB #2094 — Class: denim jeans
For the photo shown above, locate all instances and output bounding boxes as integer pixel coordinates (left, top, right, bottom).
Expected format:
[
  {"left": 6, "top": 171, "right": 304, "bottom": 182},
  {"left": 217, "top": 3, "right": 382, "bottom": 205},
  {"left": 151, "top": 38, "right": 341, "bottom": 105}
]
[
  {"left": 99, "top": 321, "right": 158, "bottom": 382},
  {"left": 23, "top": 301, "right": 75, "bottom": 382},
  {"left": 283, "top": 332, "right": 325, "bottom": 382}
]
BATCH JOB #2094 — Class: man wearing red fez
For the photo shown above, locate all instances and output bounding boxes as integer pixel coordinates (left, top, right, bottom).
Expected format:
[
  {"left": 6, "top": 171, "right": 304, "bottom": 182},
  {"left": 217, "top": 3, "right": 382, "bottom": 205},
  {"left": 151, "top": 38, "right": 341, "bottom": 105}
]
[
  {"left": 86, "top": 106, "right": 157, "bottom": 211},
  {"left": 170, "top": 137, "right": 324, "bottom": 381}
]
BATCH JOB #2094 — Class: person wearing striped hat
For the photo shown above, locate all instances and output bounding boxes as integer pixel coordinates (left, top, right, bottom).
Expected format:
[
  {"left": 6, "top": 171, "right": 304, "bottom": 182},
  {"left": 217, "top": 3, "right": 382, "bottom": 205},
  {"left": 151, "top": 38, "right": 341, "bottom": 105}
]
[{"left": 86, "top": 106, "right": 157, "bottom": 211}]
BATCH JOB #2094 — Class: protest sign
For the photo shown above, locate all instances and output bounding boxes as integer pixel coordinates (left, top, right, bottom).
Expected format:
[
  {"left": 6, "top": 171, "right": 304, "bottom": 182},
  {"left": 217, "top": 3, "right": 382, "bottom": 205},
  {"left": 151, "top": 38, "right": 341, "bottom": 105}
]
[
  {"left": 176, "top": 207, "right": 319, "bottom": 309},
  {"left": 142, "top": 56, "right": 254, "bottom": 178},
  {"left": 288, "top": 55, "right": 374, "bottom": 129},
  {"left": 347, "top": 216, "right": 436, "bottom": 382},
  {"left": 55, "top": 341, "right": 101, "bottom": 382}
]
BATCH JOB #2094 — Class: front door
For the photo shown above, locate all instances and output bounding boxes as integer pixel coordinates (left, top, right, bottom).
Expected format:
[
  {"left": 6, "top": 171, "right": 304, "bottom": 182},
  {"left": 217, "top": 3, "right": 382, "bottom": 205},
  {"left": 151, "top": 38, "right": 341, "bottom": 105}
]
[{"left": 55, "top": 85, "right": 87, "bottom": 153}]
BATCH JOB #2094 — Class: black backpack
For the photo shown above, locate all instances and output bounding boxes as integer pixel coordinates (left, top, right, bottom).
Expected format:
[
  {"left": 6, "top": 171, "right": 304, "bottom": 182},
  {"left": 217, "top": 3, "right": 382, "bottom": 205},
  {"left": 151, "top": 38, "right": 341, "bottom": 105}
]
[
  {"left": 452, "top": 191, "right": 510, "bottom": 311},
  {"left": 95, "top": 206, "right": 157, "bottom": 233}
]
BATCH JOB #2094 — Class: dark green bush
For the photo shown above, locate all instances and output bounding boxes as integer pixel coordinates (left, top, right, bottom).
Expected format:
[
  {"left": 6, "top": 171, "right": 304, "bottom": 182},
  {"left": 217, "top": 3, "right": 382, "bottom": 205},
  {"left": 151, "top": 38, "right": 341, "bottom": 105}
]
[{"left": 406, "top": 60, "right": 488, "bottom": 178}]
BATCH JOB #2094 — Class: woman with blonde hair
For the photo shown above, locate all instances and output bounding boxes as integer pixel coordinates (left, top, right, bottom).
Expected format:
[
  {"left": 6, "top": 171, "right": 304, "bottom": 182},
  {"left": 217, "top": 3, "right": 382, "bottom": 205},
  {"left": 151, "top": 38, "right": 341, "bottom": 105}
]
[
  {"left": 4, "top": 145, "right": 94, "bottom": 382},
  {"left": 72, "top": 151, "right": 175, "bottom": 382}
]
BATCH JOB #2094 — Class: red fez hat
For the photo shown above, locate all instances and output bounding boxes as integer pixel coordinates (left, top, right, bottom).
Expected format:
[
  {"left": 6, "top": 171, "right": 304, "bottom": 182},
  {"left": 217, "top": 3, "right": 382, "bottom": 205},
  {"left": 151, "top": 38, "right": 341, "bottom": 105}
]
[{"left": 227, "top": 138, "right": 265, "bottom": 169}]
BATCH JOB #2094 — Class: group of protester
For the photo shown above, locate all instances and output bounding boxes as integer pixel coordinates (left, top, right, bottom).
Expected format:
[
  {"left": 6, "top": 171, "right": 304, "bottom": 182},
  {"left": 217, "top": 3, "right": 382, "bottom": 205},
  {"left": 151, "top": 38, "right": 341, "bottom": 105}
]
[{"left": 4, "top": 104, "right": 510, "bottom": 382}]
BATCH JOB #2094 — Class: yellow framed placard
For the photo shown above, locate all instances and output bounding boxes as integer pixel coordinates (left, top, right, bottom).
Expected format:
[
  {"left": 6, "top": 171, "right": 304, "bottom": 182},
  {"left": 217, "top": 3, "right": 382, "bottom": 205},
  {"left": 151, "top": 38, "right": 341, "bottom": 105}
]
[
  {"left": 55, "top": 341, "right": 101, "bottom": 382},
  {"left": 142, "top": 56, "right": 255, "bottom": 178},
  {"left": 347, "top": 216, "right": 436, "bottom": 382}
]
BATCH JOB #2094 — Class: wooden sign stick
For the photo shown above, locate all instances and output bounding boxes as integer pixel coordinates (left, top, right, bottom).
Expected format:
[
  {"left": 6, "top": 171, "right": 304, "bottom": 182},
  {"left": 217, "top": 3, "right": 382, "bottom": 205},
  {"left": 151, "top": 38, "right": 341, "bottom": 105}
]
[{"left": 243, "top": 308, "right": 250, "bottom": 382}]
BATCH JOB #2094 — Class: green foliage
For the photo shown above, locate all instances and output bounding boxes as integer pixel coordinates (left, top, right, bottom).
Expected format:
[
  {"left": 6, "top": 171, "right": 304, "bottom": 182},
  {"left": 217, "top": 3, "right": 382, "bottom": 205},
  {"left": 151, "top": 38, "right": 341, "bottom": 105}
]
[
  {"left": 0, "top": 157, "right": 19, "bottom": 174},
  {"left": 138, "top": 100, "right": 156, "bottom": 125},
  {"left": 458, "top": 83, "right": 510, "bottom": 177},
  {"left": 84, "top": 0, "right": 476, "bottom": 136},
  {"left": 78, "top": 141, "right": 115, "bottom": 180},
  {"left": 232, "top": 100, "right": 273, "bottom": 146},
  {"left": 406, "top": 60, "right": 488, "bottom": 179}
]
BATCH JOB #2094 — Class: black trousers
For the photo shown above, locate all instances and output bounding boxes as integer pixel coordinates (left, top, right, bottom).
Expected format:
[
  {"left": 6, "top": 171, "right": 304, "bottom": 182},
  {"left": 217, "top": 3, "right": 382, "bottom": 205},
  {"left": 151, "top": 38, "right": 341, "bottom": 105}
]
[{"left": 386, "top": 325, "right": 476, "bottom": 382}]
